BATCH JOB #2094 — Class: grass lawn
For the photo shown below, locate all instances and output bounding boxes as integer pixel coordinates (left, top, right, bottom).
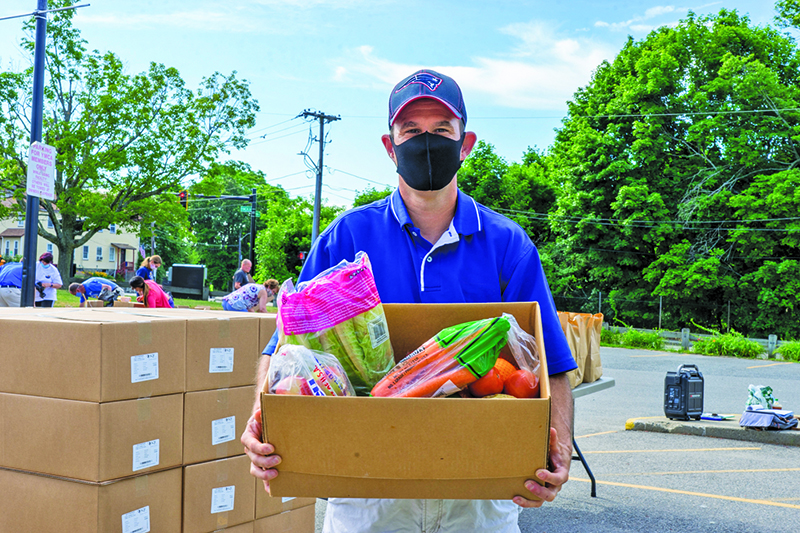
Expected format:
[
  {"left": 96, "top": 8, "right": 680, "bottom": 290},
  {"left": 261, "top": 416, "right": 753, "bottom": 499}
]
[{"left": 52, "top": 288, "right": 225, "bottom": 310}]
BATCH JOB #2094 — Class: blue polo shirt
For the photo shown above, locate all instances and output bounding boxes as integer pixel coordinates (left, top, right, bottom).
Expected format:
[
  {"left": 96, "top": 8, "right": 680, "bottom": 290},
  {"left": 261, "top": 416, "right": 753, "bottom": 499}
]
[
  {"left": 0, "top": 262, "right": 23, "bottom": 288},
  {"left": 268, "top": 188, "right": 576, "bottom": 375},
  {"left": 79, "top": 277, "right": 120, "bottom": 303}
]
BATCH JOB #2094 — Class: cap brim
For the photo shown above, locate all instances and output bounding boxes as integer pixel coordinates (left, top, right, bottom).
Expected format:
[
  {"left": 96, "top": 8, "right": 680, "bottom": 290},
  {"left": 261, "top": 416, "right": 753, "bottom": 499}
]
[{"left": 389, "top": 95, "right": 464, "bottom": 127}]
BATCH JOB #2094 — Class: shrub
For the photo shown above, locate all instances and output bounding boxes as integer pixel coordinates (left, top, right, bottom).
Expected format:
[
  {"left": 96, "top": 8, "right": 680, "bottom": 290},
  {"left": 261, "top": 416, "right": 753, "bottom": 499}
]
[
  {"left": 601, "top": 327, "right": 623, "bottom": 346},
  {"left": 622, "top": 328, "right": 665, "bottom": 350},
  {"left": 776, "top": 341, "right": 800, "bottom": 362},
  {"left": 692, "top": 330, "right": 764, "bottom": 358}
]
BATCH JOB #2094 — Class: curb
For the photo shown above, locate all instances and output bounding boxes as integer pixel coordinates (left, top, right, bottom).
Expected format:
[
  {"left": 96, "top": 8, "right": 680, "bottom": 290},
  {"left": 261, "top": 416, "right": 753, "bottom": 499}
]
[{"left": 625, "top": 416, "right": 800, "bottom": 447}]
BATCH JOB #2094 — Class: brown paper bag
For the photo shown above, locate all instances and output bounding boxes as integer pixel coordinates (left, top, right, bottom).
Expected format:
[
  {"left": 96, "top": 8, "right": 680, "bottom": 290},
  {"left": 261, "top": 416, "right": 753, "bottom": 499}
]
[
  {"left": 582, "top": 313, "right": 604, "bottom": 383},
  {"left": 559, "top": 311, "right": 585, "bottom": 389}
]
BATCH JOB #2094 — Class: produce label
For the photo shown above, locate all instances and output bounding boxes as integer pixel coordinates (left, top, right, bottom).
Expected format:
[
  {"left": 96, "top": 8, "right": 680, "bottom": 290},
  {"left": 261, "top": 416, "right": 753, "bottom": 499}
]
[
  {"left": 131, "top": 352, "right": 159, "bottom": 383},
  {"left": 132, "top": 439, "right": 160, "bottom": 472},
  {"left": 211, "top": 416, "right": 236, "bottom": 445},
  {"left": 279, "top": 252, "right": 382, "bottom": 334},
  {"left": 432, "top": 379, "right": 461, "bottom": 398},
  {"left": 367, "top": 314, "right": 390, "bottom": 348},
  {"left": 211, "top": 486, "right": 235, "bottom": 514},
  {"left": 209, "top": 348, "right": 234, "bottom": 373},
  {"left": 121, "top": 506, "right": 150, "bottom": 533}
]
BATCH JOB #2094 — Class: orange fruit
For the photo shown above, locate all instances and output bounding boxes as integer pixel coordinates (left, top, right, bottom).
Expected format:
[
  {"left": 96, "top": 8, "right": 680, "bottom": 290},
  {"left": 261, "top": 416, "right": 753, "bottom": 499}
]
[{"left": 493, "top": 358, "right": 516, "bottom": 383}]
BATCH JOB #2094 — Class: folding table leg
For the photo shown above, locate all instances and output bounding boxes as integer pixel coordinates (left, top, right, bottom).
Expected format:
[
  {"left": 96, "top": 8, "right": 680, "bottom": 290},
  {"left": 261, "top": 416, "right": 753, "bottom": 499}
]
[{"left": 572, "top": 438, "right": 596, "bottom": 497}]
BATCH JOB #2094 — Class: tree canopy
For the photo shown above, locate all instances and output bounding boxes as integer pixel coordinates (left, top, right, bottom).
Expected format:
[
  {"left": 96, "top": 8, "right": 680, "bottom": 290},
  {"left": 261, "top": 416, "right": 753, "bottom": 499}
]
[{"left": 0, "top": 1, "right": 258, "bottom": 282}]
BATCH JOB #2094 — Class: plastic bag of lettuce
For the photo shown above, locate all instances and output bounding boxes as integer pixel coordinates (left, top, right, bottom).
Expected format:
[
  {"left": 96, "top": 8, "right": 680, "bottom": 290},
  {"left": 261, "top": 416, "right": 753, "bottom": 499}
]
[{"left": 276, "top": 251, "right": 394, "bottom": 396}]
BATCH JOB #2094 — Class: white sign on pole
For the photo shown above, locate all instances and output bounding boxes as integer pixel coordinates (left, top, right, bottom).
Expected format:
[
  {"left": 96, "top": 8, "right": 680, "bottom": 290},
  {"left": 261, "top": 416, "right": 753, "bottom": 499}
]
[{"left": 26, "top": 141, "right": 56, "bottom": 201}]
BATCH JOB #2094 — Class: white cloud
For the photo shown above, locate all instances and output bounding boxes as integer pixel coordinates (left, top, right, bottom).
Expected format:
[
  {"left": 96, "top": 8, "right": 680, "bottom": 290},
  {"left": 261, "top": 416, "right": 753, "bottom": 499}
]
[
  {"left": 594, "top": 4, "right": 693, "bottom": 33},
  {"left": 331, "top": 24, "right": 617, "bottom": 111}
]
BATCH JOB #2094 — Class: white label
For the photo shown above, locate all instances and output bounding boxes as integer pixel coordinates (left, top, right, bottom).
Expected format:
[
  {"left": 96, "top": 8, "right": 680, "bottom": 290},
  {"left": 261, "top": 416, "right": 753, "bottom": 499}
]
[
  {"left": 211, "top": 416, "right": 236, "bottom": 446},
  {"left": 367, "top": 314, "right": 390, "bottom": 349},
  {"left": 211, "top": 486, "right": 236, "bottom": 514},
  {"left": 121, "top": 506, "right": 150, "bottom": 533},
  {"left": 132, "top": 439, "right": 160, "bottom": 472},
  {"left": 432, "top": 379, "right": 461, "bottom": 398},
  {"left": 131, "top": 352, "right": 159, "bottom": 384},
  {"left": 282, "top": 497, "right": 296, "bottom": 503},
  {"left": 26, "top": 141, "right": 56, "bottom": 201},
  {"left": 209, "top": 348, "right": 234, "bottom": 373}
]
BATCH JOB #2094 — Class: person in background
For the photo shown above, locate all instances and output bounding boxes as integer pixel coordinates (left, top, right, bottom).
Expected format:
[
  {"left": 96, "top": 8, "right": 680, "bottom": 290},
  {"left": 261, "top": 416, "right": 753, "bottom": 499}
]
[
  {"left": 222, "top": 280, "right": 275, "bottom": 313},
  {"left": 68, "top": 277, "right": 124, "bottom": 307},
  {"left": 264, "top": 278, "right": 279, "bottom": 307},
  {"left": 34, "top": 252, "right": 63, "bottom": 307},
  {"left": 129, "top": 275, "right": 172, "bottom": 308},
  {"left": 233, "top": 259, "right": 255, "bottom": 289},
  {"left": 0, "top": 261, "right": 22, "bottom": 307},
  {"left": 242, "top": 69, "right": 577, "bottom": 533},
  {"left": 135, "top": 255, "right": 162, "bottom": 281}
]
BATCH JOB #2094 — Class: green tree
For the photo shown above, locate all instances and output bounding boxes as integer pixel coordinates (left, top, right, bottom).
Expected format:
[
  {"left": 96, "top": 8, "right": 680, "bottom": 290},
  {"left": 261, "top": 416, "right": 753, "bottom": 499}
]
[
  {"left": 188, "top": 161, "right": 270, "bottom": 291},
  {"left": 254, "top": 192, "right": 343, "bottom": 284},
  {"left": 775, "top": 0, "right": 800, "bottom": 28},
  {"left": 549, "top": 9, "right": 800, "bottom": 333},
  {"left": 352, "top": 186, "right": 393, "bottom": 207},
  {"left": 0, "top": 2, "right": 258, "bottom": 283}
]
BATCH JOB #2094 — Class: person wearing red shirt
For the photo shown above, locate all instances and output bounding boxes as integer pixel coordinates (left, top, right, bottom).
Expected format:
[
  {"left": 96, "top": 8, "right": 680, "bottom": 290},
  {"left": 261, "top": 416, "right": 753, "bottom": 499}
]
[{"left": 129, "top": 276, "right": 172, "bottom": 308}]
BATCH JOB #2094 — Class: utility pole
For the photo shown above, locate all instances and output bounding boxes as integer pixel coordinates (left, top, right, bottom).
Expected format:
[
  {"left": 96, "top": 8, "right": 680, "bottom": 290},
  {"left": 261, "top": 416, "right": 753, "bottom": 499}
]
[
  {"left": 249, "top": 187, "right": 256, "bottom": 268},
  {"left": 300, "top": 110, "right": 340, "bottom": 243},
  {"left": 1, "top": 2, "right": 90, "bottom": 306}
]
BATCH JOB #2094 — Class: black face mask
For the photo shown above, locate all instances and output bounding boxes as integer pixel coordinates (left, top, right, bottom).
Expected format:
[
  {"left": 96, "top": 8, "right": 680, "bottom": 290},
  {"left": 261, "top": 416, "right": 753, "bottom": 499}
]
[{"left": 392, "top": 132, "right": 465, "bottom": 191}]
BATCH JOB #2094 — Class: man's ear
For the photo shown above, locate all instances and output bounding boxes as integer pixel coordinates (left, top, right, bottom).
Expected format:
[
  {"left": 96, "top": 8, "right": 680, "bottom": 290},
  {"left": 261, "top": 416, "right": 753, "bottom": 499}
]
[
  {"left": 460, "top": 132, "right": 478, "bottom": 161},
  {"left": 381, "top": 134, "right": 397, "bottom": 166}
]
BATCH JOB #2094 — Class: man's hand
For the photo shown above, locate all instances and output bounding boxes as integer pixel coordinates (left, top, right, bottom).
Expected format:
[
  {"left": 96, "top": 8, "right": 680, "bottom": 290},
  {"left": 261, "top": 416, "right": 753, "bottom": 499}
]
[
  {"left": 242, "top": 409, "right": 282, "bottom": 492},
  {"left": 513, "top": 427, "right": 571, "bottom": 508}
]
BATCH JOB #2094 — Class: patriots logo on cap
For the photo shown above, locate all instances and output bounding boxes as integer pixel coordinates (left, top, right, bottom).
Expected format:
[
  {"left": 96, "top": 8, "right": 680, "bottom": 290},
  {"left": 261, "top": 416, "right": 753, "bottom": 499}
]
[{"left": 396, "top": 72, "right": 442, "bottom": 93}]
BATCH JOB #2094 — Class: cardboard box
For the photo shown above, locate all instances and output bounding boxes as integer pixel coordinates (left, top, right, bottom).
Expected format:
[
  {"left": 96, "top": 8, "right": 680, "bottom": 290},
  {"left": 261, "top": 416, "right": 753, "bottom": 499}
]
[
  {"left": 0, "top": 466, "right": 182, "bottom": 533},
  {"left": 253, "top": 506, "right": 315, "bottom": 533},
  {"left": 210, "top": 522, "right": 254, "bottom": 533},
  {"left": 93, "top": 308, "right": 261, "bottom": 392},
  {"left": 0, "top": 309, "right": 186, "bottom": 402},
  {"left": 255, "top": 486, "right": 315, "bottom": 519},
  {"left": 261, "top": 302, "right": 551, "bottom": 500},
  {"left": 184, "top": 386, "right": 255, "bottom": 465},
  {"left": 0, "top": 392, "right": 184, "bottom": 482},
  {"left": 182, "top": 455, "right": 256, "bottom": 533}
]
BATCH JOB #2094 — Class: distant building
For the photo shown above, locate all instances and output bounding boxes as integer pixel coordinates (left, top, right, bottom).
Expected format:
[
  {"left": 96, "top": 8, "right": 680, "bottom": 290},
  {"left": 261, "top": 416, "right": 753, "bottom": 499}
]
[{"left": 0, "top": 199, "right": 140, "bottom": 279}]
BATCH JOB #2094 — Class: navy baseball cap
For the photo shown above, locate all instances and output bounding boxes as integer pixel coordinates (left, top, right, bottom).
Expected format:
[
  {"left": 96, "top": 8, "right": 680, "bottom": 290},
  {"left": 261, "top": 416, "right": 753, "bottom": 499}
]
[{"left": 388, "top": 69, "right": 467, "bottom": 128}]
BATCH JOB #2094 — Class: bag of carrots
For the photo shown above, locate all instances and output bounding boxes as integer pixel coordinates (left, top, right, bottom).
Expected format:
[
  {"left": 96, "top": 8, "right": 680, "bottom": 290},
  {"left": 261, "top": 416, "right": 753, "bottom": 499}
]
[
  {"left": 371, "top": 316, "right": 511, "bottom": 398},
  {"left": 276, "top": 251, "right": 394, "bottom": 396},
  {"left": 267, "top": 344, "right": 356, "bottom": 397}
]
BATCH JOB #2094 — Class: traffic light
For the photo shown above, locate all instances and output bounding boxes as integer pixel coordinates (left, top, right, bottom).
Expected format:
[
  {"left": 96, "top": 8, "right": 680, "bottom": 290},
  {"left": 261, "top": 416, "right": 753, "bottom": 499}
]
[{"left": 178, "top": 190, "right": 188, "bottom": 210}]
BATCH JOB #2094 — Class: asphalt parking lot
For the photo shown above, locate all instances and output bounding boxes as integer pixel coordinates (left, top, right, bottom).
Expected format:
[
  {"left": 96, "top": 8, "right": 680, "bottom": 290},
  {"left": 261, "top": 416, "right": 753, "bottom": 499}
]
[{"left": 313, "top": 347, "right": 800, "bottom": 532}]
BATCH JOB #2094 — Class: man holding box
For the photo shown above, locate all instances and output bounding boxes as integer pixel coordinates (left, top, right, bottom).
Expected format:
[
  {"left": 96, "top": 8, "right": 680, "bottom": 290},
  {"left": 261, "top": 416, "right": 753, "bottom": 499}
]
[{"left": 243, "top": 69, "right": 577, "bottom": 532}]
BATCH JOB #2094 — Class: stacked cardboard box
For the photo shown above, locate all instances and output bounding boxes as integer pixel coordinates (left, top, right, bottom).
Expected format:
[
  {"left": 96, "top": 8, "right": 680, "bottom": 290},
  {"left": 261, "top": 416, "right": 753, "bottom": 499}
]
[
  {"left": 0, "top": 307, "right": 314, "bottom": 533},
  {"left": 0, "top": 309, "right": 187, "bottom": 532}
]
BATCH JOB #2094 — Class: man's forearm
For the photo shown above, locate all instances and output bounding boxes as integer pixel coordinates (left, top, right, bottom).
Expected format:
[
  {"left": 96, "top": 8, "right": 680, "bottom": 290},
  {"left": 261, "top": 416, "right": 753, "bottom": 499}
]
[{"left": 549, "top": 372, "right": 574, "bottom": 467}]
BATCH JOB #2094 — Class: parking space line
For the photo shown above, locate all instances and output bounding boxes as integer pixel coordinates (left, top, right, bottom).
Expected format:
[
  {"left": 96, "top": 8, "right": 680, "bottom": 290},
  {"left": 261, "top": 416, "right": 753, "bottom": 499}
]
[
  {"left": 570, "top": 478, "right": 800, "bottom": 510},
  {"left": 746, "top": 362, "right": 794, "bottom": 369},
  {"left": 604, "top": 467, "right": 800, "bottom": 477},
  {"left": 583, "top": 447, "right": 761, "bottom": 454},
  {"left": 576, "top": 430, "right": 618, "bottom": 439}
]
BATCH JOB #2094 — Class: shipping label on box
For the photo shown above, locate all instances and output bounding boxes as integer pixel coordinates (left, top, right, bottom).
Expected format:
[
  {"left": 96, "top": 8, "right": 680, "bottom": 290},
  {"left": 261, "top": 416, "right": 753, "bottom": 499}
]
[{"left": 261, "top": 302, "right": 551, "bottom": 501}]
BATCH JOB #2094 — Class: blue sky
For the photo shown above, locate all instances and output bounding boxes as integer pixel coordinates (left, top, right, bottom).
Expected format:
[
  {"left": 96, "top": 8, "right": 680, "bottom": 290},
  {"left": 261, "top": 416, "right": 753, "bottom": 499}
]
[{"left": 0, "top": 1, "right": 786, "bottom": 206}]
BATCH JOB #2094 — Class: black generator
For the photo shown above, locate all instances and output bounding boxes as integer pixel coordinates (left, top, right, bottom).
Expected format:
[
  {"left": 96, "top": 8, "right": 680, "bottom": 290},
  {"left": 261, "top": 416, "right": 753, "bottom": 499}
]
[{"left": 664, "top": 364, "right": 704, "bottom": 420}]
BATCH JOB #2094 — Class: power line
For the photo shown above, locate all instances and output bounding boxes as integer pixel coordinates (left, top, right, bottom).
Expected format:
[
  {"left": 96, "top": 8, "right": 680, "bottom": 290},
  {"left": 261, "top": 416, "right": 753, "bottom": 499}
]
[
  {"left": 246, "top": 117, "right": 300, "bottom": 136},
  {"left": 327, "top": 167, "right": 394, "bottom": 188},
  {"left": 248, "top": 128, "right": 308, "bottom": 146},
  {"left": 337, "top": 108, "right": 800, "bottom": 121}
]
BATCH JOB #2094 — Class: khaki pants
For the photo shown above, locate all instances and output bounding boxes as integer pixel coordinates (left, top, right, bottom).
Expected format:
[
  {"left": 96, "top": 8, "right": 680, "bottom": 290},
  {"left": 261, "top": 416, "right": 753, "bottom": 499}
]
[{"left": 0, "top": 287, "right": 22, "bottom": 307}]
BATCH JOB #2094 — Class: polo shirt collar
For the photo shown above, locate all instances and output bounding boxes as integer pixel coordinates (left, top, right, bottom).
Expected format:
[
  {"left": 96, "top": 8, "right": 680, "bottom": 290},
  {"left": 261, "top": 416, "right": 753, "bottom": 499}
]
[{"left": 389, "top": 188, "right": 483, "bottom": 237}]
